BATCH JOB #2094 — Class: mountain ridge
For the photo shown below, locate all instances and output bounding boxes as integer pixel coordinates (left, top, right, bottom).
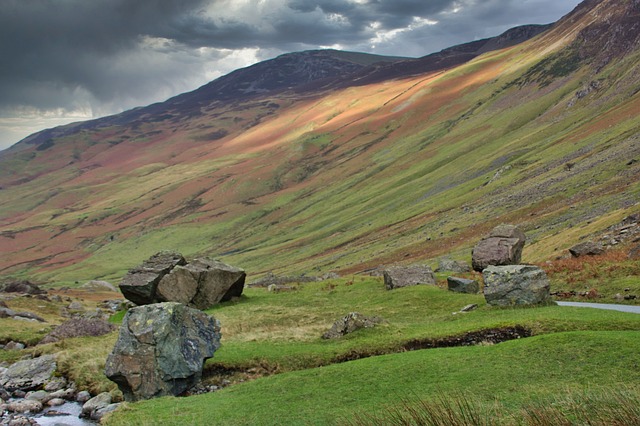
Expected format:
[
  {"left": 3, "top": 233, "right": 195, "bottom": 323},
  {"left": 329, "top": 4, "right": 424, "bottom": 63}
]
[{"left": 0, "top": 0, "right": 639, "bottom": 284}]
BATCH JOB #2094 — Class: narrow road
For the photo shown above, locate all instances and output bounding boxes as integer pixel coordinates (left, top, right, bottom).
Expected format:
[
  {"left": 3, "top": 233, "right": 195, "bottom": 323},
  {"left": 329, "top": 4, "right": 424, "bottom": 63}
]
[{"left": 557, "top": 301, "right": 640, "bottom": 314}]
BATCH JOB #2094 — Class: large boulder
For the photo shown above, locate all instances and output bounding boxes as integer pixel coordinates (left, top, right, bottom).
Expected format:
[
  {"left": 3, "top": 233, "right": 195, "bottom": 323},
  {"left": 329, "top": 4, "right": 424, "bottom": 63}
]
[
  {"left": 1, "top": 280, "right": 46, "bottom": 295},
  {"left": 105, "top": 302, "right": 221, "bottom": 401},
  {"left": 472, "top": 225, "right": 526, "bottom": 272},
  {"left": 119, "top": 251, "right": 186, "bottom": 305},
  {"left": 119, "top": 252, "right": 245, "bottom": 309},
  {"left": 482, "top": 265, "right": 553, "bottom": 306},
  {"left": 447, "top": 277, "right": 479, "bottom": 294},
  {"left": 383, "top": 265, "right": 436, "bottom": 290},
  {"left": 569, "top": 241, "right": 604, "bottom": 257},
  {"left": 0, "top": 355, "right": 57, "bottom": 392},
  {"left": 157, "top": 259, "right": 246, "bottom": 310}
]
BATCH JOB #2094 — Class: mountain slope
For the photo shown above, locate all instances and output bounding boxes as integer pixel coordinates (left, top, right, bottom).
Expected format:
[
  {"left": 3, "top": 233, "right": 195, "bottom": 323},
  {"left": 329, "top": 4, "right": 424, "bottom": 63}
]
[{"left": 0, "top": 0, "right": 639, "bottom": 285}]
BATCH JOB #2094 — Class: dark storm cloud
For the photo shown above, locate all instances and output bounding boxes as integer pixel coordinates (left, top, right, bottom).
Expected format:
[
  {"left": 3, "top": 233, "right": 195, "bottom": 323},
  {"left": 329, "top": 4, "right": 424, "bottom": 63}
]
[{"left": 0, "top": 0, "right": 581, "bottom": 149}]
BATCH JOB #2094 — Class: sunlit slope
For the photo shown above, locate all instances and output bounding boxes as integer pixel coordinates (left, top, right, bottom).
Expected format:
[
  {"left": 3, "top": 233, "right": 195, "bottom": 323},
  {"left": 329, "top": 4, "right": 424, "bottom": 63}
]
[{"left": 0, "top": 0, "right": 638, "bottom": 284}]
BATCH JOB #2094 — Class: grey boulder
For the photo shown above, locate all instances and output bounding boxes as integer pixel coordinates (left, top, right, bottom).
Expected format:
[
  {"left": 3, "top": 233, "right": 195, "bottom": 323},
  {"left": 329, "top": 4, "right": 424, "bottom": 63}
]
[
  {"left": 383, "top": 265, "right": 436, "bottom": 290},
  {"left": 569, "top": 241, "right": 604, "bottom": 257},
  {"left": 447, "top": 277, "right": 479, "bottom": 294},
  {"left": 483, "top": 265, "right": 553, "bottom": 306},
  {"left": 156, "top": 258, "right": 246, "bottom": 310},
  {"left": 472, "top": 225, "right": 526, "bottom": 272},
  {"left": 322, "top": 312, "right": 384, "bottom": 339},
  {"left": 119, "top": 251, "right": 245, "bottom": 309},
  {"left": 119, "top": 251, "right": 187, "bottom": 305},
  {"left": 436, "top": 258, "right": 471, "bottom": 273},
  {"left": 0, "top": 355, "right": 56, "bottom": 392},
  {"left": 105, "top": 302, "right": 221, "bottom": 401}
]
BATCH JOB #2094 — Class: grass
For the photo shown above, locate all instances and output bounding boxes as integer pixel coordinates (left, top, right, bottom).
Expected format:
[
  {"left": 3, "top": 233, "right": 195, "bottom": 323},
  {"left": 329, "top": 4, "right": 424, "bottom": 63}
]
[{"left": 103, "top": 330, "right": 640, "bottom": 425}]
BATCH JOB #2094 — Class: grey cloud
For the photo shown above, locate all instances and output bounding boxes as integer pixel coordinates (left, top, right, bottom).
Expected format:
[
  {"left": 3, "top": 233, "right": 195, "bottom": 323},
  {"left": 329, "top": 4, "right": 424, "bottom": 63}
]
[{"left": 0, "top": 0, "right": 581, "bottom": 149}]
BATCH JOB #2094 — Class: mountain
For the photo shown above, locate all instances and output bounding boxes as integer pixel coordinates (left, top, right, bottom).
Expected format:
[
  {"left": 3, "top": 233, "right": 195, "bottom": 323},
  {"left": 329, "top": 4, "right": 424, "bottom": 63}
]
[{"left": 1, "top": 0, "right": 639, "bottom": 285}]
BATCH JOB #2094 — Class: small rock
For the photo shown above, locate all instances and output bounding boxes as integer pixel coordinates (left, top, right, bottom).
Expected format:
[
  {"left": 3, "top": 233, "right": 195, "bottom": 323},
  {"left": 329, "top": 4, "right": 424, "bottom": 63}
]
[
  {"left": 267, "top": 284, "right": 295, "bottom": 292},
  {"left": 624, "top": 294, "right": 637, "bottom": 300},
  {"left": 3, "top": 342, "right": 26, "bottom": 351},
  {"left": 25, "top": 389, "right": 50, "bottom": 403},
  {"left": 5, "top": 399, "right": 43, "bottom": 413},
  {"left": 629, "top": 244, "right": 640, "bottom": 260},
  {"left": 81, "top": 392, "right": 111, "bottom": 419},
  {"left": 6, "top": 415, "right": 38, "bottom": 425},
  {"left": 0, "top": 386, "right": 10, "bottom": 401},
  {"left": 49, "top": 387, "right": 76, "bottom": 401},
  {"left": 447, "top": 277, "right": 479, "bottom": 294},
  {"left": 93, "top": 402, "right": 121, "bottom": 421},
  {"left": 50, "top": 295, "right": 63, "bottom": 303},
  {"left": 47, "top": 397, "right": 66, "bottom": 407},
  {"left": 460, "top": 304, "right": 479, "bottom": 312},
  {"left": 76, "top": 390, "right": 91, "bottom": 403},
  {"left": 614, "top": 293, "right": 625, "bottom": 302},
  {"left": 67, "top": 301, "right": 85, "bottom": 311},
  {"left": 81, "top": 280, "right": 118, "bottom": 292},
  {"left": 12, "top": 390, "right": 26, "bottom": 398},
  {"left": 322, "top": 312, "right": 384, "bottom": 339},
  {"left": 44, "top": 376, "right": 67, "bottom": 392}
]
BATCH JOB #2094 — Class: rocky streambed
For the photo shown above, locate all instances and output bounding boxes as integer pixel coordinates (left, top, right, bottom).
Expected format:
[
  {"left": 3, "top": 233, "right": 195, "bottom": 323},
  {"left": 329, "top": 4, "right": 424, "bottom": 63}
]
[{"left": 1, "top": 355, "right": 119, "bottom": 425}]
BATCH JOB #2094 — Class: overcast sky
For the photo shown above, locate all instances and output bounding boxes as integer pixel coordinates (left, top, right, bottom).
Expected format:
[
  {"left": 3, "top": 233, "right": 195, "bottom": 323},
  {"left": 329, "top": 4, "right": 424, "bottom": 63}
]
[{"left": 0, "top": 0, "right": 582, "bottom": 151}]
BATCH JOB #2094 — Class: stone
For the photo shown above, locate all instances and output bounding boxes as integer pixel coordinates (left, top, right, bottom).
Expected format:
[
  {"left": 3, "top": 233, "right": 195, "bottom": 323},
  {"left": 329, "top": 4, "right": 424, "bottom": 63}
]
[
  {"left": 629, "top": 244, "right": 640, "bottom": 260},
  {"left": 12, "top": 311, "right": 45, "bottom": 322},
  {"left": 0, "top": 306, "right": 16, "bottom": 318},
  {"left": 0, "top": 281, "right": 46, "bottom": 295},
  {"left": 81, "top": 280, "right": 118, "bottom": 292},
  {"left": 187, "top": 259, "right": 246, "bottom": 307},
  {"left": 569, "top": 241, "right": 604, "bottom": 257},
  {"left": 3, "top": 342, "right": 25, "bottom": 351},
  {"left": 119, "top": 251, "right": 187, "bottom": 305},
  {"left": 66, "top": 301, "right": 85, "bottom": 311},
  {"left": 38, "top": 318, "right": 115, "bottom": 345},
  {"left": 0, "top": 355, "right": 56, "bottom": 391},
  {"left": 322, "top": 312, "right": 384, "bottom": 339},
  {"left": 25, "top": 390, "right": 50, "bottom": 403},
  {"left": 156, "top": 258, "right": 246, "bottom": 309},
  {"left": 47, "top": 398, "right": 66, "bottom": 407},
  {"left": 0, "top": 386, "right": 10, "bottom": 401},
  {"left": 105, "top": 302, "right": 221, "bottom": 401},
  {"left": 383, "top": 265, "right": 436, "bottom": 290},
  {"left": 118, "top": 252, "right": 244, "bottom": 309},
  {"left": 472, "top": 225, "right": 526, "bottom": 272},
  {"left": 93, "top": 402, "right": 121, "bottom": 421},
  {"left": 80, "top": 392, "right": 111, "bottom": 419},
  {"left": 447, "top": 277, "right": 479, "bottom": 294},
  {"left": 49, "top": 387, "right": 75, "bottom": 401},
  {"left": 483, "top": 265, "right": 553, "bottom": 306},
  {"left": 44, "top": 377, "right": 67, "bottom": 392},
  {"left": 460, "top": 304, "right": 478, "bottom": 312},
  {"left": 5, "top": 399, "right": 43, "bottom": 414},
  {"left": 76, "top": 390, "right": 91, "bottom": 403},
  {"left": 436, "top": 258, "right": 471, "bottom": 273}
]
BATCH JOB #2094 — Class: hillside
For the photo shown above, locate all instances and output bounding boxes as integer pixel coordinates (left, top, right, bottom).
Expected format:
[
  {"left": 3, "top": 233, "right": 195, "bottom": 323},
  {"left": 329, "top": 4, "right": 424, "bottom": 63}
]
[{"left": 0, "top": 0, "right": 639, "bottom": 286}]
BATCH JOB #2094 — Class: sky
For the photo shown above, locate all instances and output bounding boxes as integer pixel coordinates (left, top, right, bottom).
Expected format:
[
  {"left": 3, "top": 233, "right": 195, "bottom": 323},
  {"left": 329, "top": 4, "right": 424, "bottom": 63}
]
[{"left": 0, "top": 0, "right": 582, "bottom": 151}]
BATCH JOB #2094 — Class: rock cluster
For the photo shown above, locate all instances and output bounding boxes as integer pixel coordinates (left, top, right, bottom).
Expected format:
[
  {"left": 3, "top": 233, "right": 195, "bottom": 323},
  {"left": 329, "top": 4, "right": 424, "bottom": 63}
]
[
  {"left": 472, "top": 225, "right": 526, "bottom": 272},
  {"left": 119, "top": 251, "right": 246, "bottom": 310},
  {"left": 383, "top": 265, "right": 436, "bottom": 290},
  {"left": 105, "top": 302, "right": 221, "bottom": 401},
  {"left": 0, "top": 355, "right": 118, "bottom": 423}
]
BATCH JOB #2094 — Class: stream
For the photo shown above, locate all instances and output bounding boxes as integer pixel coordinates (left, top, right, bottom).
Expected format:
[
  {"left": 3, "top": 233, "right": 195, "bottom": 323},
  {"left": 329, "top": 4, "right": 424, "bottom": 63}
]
[{"left": 557, "top": 301, "right": 640, "bottom": 314}]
